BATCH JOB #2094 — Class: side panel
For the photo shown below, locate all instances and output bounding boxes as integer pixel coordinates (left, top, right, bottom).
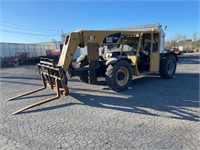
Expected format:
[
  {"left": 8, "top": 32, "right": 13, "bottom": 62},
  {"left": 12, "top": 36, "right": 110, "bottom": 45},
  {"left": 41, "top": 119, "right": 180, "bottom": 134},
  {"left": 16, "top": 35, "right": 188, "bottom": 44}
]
[
  {"left": 81, "top": 30, "right": 144, "bottom": 46},
  {"left": 150, "top": 52, "right": 160, "bottom": 72},
  {"left": 150, "top": 33, "right": 160, "bottom": 72},
  {"left": 127, "top": 55, "right": 140, "bottom": 76}
]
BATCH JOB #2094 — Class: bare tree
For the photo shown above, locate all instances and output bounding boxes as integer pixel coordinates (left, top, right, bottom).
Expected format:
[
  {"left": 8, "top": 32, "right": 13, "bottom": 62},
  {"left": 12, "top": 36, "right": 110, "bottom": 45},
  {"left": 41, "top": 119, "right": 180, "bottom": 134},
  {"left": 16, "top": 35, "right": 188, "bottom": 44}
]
[
  {"left": 165, "top": 32, "right": 200, "bottom": 50},
  {"left": 192, "top": 32, "right": 198, "bottom": 49},
  {"left": 192, "top": 32, "right": 198, "bottom": 42}
]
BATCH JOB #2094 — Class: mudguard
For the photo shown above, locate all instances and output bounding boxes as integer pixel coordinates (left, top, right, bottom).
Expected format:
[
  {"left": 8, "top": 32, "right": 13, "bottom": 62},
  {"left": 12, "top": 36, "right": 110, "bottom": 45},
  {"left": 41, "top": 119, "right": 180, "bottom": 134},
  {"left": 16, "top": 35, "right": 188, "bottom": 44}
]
[
  {"left": 106, "top": 56, "right": 132, "bottom": 66},
  {"left": 160, "top": 50, "right": 178, "bottom": 61}
]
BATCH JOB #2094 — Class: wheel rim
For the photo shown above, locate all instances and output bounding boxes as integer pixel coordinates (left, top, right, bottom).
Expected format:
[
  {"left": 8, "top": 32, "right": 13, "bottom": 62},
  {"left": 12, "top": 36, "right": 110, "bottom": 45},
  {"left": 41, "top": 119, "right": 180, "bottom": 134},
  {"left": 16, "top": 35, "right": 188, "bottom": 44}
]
[
  {"left": 167, "top": 59, "right": 175, "bottom": 75},
  {"left": 116, "top": 67, "right": 129, "bottom": 86}
]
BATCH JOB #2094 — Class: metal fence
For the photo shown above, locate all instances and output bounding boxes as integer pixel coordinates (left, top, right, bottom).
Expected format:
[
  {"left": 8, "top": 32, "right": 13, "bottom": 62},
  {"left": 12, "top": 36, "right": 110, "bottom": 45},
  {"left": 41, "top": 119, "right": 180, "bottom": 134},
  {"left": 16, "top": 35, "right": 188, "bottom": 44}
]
[{"left": 0, "top": 42, "right": 56, "bottom": 58}]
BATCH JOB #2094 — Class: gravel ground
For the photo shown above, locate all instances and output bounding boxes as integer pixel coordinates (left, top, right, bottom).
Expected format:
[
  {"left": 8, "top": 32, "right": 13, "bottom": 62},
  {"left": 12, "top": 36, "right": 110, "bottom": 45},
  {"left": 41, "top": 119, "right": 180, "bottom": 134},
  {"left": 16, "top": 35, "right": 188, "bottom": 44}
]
[{"left": 0, "top": 53, "right": 199, "bottom": 150}]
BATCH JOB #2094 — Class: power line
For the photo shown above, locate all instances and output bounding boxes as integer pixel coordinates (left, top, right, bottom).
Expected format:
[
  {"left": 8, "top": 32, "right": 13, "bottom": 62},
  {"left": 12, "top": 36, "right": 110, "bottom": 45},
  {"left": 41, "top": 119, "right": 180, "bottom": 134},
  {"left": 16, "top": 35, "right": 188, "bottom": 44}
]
[
  {"left": 0, "top": 21, "right": 61, "bottom": 32},
  {"left": 0, "top": 23, "right": 60, "bottom": 34},
  {"left": 0, "top": 29, "right": 60, "bottom": 37}
]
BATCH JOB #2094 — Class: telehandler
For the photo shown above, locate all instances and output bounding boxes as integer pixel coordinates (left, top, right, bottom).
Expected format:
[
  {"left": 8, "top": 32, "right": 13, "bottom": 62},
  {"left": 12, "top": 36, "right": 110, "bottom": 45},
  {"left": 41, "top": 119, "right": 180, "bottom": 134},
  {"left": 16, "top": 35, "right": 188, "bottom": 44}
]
[{"left": 8, "top": 24, "right": 177, "bottom": 114}]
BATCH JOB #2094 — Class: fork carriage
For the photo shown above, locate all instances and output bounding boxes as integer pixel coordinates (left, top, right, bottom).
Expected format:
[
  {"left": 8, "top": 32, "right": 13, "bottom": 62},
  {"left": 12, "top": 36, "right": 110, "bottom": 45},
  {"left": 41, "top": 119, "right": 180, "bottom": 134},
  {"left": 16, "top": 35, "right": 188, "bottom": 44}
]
[{"left": 8, "top": 58, "right": 69, "bottom": 115}]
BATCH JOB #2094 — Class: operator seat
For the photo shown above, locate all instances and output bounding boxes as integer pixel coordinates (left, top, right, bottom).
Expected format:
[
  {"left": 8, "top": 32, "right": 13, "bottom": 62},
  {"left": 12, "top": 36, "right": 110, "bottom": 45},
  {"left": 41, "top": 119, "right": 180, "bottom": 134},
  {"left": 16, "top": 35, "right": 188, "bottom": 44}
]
[{"left": 138, "top": 42, "right": 151, "bottom": 71}]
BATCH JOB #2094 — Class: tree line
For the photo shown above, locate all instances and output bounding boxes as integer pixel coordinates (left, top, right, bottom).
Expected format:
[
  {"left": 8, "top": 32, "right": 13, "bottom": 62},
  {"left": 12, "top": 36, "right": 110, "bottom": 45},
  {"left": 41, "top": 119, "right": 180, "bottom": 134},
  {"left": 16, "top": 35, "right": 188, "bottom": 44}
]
[{"left": 165, "top": 32, "right": 200, "bottom": 50}]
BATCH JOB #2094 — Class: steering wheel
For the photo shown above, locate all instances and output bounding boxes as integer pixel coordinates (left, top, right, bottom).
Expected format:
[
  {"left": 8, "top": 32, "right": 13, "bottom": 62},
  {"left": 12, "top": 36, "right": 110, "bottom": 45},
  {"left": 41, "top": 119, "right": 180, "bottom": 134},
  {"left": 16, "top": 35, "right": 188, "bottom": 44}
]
[
  {"left": 141, "top": 49, "right": 149, "bottom": 56},
  {"left": 130, "top": 48, "right": 137, "bottom": 55}
]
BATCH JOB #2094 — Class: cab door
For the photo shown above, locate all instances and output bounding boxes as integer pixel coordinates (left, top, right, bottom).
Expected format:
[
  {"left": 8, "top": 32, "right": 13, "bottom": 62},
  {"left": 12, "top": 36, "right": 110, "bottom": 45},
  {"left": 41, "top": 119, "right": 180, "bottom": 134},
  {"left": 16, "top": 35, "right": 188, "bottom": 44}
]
[{"left": 150, "top": 33, "right": 160, "bottom": 72}]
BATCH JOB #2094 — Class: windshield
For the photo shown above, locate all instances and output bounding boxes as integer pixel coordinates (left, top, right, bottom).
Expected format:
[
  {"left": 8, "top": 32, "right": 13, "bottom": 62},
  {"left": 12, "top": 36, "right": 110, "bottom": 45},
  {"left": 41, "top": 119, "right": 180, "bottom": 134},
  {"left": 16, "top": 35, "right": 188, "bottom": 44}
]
[
  {"left": 122, "top": 36, "right": 140, "bottom": 55},
  {"left": 102, "top": 35, "right": 141, "bottom": 56}
]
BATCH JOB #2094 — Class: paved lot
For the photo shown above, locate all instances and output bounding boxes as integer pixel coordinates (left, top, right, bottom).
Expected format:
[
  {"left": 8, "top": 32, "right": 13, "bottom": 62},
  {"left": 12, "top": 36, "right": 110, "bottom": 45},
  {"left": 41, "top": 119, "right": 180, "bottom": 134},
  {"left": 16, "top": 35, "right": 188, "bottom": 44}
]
[{"left": 0, "top": 53, "right": 199, "bottom": 150}]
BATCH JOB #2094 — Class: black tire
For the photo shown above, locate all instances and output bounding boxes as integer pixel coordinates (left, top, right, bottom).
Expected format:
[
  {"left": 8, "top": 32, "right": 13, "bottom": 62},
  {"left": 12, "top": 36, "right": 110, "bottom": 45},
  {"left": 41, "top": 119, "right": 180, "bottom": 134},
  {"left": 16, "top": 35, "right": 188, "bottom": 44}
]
[
  {"left": 76, "top": 59, "right": 88, "bottom": 68},
  {"left": 159, "top": 55, "right": 177, "bottom": 79},
  {"left": 79, "top": 75, "right": 89, "bottom": 83},
  {"left": 76, "top": 57, "right": 89, "bottom": 83},
  {"left": 105, "top": 60, "right": 133, "bottom": 92},
  {"left": 76, "top": 55, "right": 88, "bottom": 68}
]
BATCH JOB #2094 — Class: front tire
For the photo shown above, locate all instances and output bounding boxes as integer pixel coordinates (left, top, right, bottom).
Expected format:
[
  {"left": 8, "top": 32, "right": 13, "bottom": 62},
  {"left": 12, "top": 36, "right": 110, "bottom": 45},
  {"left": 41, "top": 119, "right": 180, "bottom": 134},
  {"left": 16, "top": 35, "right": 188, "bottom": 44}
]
[
  {"left": 79, "top": 75, "right": 89, "bottom": 83},
  {"left": 76, "top": 58, "right": 88, "bottom": 68},
  {"left": 159, "top": 55, "right": 177, "bottom": 79},
  {"left": 76, "top": 55, "right": 89, "bottom": 83},
  {"left": 105, "top": 60, "right": 133, "bottom": 92}
]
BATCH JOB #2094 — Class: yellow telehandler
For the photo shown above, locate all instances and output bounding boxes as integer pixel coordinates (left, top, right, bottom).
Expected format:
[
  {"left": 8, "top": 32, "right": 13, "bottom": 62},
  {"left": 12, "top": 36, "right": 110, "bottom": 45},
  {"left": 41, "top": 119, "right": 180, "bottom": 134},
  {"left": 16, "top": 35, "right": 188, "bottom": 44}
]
[{"left": 8, "top": 24, "right": 177, "bottom": 114}]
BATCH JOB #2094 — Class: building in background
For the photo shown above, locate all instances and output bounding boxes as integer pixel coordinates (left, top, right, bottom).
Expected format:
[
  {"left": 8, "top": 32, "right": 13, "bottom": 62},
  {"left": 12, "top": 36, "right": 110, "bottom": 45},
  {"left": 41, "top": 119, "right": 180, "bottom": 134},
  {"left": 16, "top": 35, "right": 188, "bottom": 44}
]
[
  {"left": 0, "top": 40, "right": 82, "bottom": 67},
  {"left": 0, "top": 41, "right": 62, "bottom": 58}
]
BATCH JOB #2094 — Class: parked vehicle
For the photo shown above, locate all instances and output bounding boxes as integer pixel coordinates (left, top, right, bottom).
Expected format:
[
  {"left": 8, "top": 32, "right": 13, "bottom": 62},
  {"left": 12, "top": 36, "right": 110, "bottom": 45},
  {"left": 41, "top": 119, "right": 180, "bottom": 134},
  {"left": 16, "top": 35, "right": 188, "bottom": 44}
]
[
  {"left": 188, "top": 49, "right": 195, "bottom": 53},
  {"left": 173, "top": 48, "right": 183, "bottom": 55}
]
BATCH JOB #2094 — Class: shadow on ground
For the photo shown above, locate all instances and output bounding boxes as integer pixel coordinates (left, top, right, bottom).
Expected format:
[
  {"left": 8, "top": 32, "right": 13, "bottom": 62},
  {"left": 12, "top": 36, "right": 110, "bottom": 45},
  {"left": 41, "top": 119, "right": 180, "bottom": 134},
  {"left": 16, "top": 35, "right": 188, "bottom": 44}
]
[
  {"left": 1, "top": 76, "right": 40, "bottom": 80},
  {"left": 178, "top": 54, "right": 200, "bottom": 64},
  {"left": 21, "top": 73, "right": 199, "bottom": 122}
]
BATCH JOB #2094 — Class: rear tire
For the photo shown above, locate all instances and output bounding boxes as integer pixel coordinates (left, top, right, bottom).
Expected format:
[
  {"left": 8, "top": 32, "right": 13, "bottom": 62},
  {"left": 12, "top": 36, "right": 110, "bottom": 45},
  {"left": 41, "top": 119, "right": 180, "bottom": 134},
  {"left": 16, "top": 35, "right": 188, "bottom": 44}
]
[
  {"left": 105, "top": 60, "right": 132, "bottom": 92},
  {"left": 76, "top": 56, "right": 89, "bottom": 83},
  {"left": 159, "top": 55, "right": 177, "bottom": 79},
  {"left": 79, "top": 75, "right": 89, "bottom": 83}
]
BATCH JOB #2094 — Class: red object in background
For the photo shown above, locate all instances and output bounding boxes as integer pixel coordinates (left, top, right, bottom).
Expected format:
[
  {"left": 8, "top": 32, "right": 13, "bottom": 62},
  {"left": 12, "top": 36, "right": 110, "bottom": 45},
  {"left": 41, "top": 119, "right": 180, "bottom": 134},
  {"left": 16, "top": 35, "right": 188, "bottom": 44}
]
[
  {"left": 173, "top": 48, "right": 182, "bottom": 55},
  {"left": 188, "top": 49, "right": 194, "bottom": 53},
  {"left": 46, "top": 49, "right": 61, "bottom": 57},
  {"left": 182, "top": 49, "right": 194, "bottom": 53},
  {"left": 15, "top": 52, "right": 29, "bottom": 59},
  {"left": 182, "top": 50, "right": 188, "bottom": 53}
]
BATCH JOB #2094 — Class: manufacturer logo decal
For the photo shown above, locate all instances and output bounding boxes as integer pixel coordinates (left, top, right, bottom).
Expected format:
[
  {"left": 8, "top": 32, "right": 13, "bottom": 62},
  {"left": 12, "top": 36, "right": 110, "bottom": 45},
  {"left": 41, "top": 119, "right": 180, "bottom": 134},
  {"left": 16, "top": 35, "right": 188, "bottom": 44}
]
[{"left": 103, "top": 33, "right": 121, "bottom": 43}]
